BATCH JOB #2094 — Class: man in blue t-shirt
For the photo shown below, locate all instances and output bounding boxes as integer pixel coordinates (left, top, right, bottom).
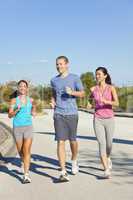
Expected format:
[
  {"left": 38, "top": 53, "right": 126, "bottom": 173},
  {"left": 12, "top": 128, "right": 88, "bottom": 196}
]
[{"left": 50, "top": 56, "right": 85, "bottom": 182}]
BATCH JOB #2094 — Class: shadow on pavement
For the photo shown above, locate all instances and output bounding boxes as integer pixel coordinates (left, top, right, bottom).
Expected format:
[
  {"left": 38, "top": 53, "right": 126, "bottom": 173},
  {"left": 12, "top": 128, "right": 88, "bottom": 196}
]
[
  {"left": 0, "top": 155, "right": 59, "bottom": 183},
  {"left": 36, "top": 131, "right": 133, "bottom": 145},
  {"left": 0, "top": 165, "right": 22, "bottom": 183},
  {"left": 78, "top": 149, "right": 133, "bottom": 184},
  {"left": 0, "top": 153, "right": 103, "bottom": 183}
]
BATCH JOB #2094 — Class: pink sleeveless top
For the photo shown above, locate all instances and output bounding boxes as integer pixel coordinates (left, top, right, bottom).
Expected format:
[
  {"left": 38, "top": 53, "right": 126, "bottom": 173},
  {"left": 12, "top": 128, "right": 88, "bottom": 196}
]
[{"left": 92, "top": 85, "right": 114, "bottom": 118}]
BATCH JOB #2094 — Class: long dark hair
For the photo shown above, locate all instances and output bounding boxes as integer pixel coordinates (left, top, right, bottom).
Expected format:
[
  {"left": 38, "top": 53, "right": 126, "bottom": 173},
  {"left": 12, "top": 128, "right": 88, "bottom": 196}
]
[
  {"left": 96, "top": 67, "right": 112, "bottom": 85},
  {"left": 10, "top": 90, "right": 19, "bottom": 99}
]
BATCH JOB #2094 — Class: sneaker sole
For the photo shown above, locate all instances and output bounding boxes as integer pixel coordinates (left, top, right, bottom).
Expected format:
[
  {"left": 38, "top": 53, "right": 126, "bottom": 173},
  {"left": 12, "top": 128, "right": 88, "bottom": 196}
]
[
  {"left": 104, "top": 174, "right": 111, "bottom": 179},
  {"left": 71, "top": 171, "right": 78, "bottom": 175},
  {"left": 59, "top": 179, "right": 69, "bottom": 182},
  {"left": 59, "top": 177, "right": 69, "bottom": 182},
  {"left": 22, "top": 181, "right": 31, "bottom": 184},
  {"left": 22, "top": 179, "right": 31, "bottom": 184}
]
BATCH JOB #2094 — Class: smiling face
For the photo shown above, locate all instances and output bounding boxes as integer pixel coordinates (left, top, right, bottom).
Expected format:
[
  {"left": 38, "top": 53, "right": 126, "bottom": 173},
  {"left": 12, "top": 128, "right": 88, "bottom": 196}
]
[
  {"left": 56, "top": 58, "right": 69, "bottom": 75},
  {"left": 18, "top": 81, "right": 28, "bottom": 95},
  {"left": 95, "top": 69, "right": 107, "bottom": 84}
]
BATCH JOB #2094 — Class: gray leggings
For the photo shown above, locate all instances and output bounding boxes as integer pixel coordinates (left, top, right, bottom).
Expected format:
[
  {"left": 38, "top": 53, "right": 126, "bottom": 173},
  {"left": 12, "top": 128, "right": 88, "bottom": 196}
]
[{"left": 93, "top": 117, "right": 115, "bottom": 157}]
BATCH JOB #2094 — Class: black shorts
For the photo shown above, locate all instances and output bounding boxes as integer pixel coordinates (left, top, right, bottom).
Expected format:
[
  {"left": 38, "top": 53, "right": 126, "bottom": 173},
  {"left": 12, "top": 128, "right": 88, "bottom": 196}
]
[{"left": 54, "top": 114, "right": 78, "bottom": 141}]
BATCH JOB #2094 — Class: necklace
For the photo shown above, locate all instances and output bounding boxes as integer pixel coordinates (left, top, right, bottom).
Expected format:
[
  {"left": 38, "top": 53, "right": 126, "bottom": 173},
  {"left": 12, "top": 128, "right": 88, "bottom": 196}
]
[{"left": 97, "top": 85, "right": 108, "bottom": 102}]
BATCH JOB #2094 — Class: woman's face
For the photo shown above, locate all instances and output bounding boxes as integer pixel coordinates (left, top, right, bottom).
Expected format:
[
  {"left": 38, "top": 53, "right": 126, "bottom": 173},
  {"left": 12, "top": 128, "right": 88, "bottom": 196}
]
[
  {"left": 18, "top": 82, "right": 28, "bottom": 95},
  {"left": 96, "top": 70, "right": 107, "bottom": 84}
]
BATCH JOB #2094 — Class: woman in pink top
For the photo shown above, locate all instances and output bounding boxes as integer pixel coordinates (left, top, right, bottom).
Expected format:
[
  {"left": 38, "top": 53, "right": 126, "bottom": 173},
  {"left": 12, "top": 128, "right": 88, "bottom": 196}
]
[{"left": 88, "top": 67, "right": 119, "bottom": 178}]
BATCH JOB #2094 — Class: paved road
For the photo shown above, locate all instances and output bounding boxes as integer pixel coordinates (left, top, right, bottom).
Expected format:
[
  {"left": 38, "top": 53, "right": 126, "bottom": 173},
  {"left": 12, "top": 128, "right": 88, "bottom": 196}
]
[{"left": 0, "top": 110, "right": 133, "bottom": 200}]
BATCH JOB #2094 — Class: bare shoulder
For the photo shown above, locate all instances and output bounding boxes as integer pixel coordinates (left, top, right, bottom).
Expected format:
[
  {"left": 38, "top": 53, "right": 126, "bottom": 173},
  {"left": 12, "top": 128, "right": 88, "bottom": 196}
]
[
  {"left": 110, "top": 85, "right": 116, "bottom": 91},
  {"left": 30, "top": 97, "right": 33, "bottom": 102},
  {"left": 30, "top": 97, "right": 34, "bottom": 103},
  {"left": 30, "top": 97, "right": 36, "bottom": 105}
]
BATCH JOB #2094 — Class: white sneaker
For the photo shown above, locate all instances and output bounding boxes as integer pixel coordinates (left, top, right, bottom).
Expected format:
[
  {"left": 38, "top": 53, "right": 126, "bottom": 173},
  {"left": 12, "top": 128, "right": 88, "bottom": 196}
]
[
  {"left": 108, "top": 157, "right": 112, "bottom": 170},
  {"left": 23, "top": 173, "right": 31, "bottom": 184},
  {"left": 104, "top": 168, "right": 111, "bottom": 179},
  {"left": 59, "top": 170, "right": 70, "bottom": 182},
  {"left": 7, "top": 162, "right": 13, "bottom": 170},
  {"left": 71, "top": 160, "right": 79, "bottom": 175}
]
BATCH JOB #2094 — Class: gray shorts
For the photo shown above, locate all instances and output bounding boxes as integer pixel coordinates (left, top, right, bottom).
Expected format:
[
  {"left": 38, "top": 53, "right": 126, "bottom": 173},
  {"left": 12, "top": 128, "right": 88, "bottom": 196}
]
[
  {"left": 13, "top": 125, "right": 33, "bottom": 141},
  {"left": 54, "top": 114, "right": 78, "bottom": 141}
]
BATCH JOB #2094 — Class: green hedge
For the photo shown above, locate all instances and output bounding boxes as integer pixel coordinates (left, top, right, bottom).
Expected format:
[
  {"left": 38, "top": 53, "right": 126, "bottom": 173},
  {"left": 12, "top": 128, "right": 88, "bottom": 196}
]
[{"left": 0, "top": 103, "right": 9, "bottom": 113}]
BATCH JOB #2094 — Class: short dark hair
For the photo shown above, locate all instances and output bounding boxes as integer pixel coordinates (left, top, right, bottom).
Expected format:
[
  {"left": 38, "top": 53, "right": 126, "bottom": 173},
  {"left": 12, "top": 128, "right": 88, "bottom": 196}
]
[
  {"left": 18, "top": 80, "right": 28, "bottom": 87},
  {"left": 56, "top": 56, "right": 69, "bottom": 64}
]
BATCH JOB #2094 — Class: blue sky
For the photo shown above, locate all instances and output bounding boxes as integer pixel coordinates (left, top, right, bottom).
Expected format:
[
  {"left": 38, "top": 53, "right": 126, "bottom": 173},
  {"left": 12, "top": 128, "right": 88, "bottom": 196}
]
[{"left": 0, "top": 0, "right": 133, "bottom": 86}]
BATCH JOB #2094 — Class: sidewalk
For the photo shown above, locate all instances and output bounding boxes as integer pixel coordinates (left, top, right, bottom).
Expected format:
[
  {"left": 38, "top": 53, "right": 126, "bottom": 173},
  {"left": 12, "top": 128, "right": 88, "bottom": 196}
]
[{"left": 0, "top": 110, "right": 133, "bottom": 200}]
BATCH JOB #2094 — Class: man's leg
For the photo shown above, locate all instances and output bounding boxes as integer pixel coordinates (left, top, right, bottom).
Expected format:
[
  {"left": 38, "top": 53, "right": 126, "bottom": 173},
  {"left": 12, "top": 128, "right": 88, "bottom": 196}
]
[
  {"left": 66, "top": 114, "right": 79, "bottom": 175},
  {"left": 67, "top": 115, "right": 78, "bottom": 161},
  {"left": 57, "top": 140, "right": 69, "bottom": 181},
  {"left": 70, "top": 140, "right": 79, "bottom": 174},
  {"left": 70, "top": 140, "right": 78, "bottom": 161},
  {"left": 57, "top": 140, "right": 66, "bottom": 171},
  {"left": 54, "top": 114, "right": 70, "bottom": 181}
]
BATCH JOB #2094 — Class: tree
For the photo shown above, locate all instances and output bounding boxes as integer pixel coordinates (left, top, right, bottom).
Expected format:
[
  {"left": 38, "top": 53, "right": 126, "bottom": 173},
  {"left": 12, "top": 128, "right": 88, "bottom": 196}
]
[
  {"left": 79, "top": 72, "right": 96, "bottom": 107},
  {"left": 80, "top": 72, "right": 95, "bottom": 95}
]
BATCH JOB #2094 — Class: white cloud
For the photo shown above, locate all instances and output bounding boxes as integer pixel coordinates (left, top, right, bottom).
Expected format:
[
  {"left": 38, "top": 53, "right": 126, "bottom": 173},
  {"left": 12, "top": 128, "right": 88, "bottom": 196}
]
[
  {"left": 7, "top": 61, "right": 13, "bottom": 65},
  {"left": 0, "top": 61, "right": 14, "bottom": 65},
  {"left": 39, "top": 59, "right": 48, "bottom": 63},
  {"left": 33, "top": 59, "right": 48, "bottom": 64}
]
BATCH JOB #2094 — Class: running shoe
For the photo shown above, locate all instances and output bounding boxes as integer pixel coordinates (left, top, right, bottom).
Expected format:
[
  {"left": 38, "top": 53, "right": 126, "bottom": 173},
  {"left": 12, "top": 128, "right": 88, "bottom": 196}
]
[
  {"left": 103, "top": 168, "right": 111, "bottom": 179},
  {"left": 71, "top": 160, "right": 79, "bottom": 175},
  {"left": 22, "top": 173, "right": 31, "bottom": 184},
  {"left": 59, "top": 171, "right": 69, "bottom": 182}
]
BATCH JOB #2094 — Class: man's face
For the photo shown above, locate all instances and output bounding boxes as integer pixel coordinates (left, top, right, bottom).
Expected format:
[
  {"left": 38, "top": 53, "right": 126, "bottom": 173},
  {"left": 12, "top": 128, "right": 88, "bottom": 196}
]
[{"left": 56, "top": 58, "right": 68, "bottom": 74}]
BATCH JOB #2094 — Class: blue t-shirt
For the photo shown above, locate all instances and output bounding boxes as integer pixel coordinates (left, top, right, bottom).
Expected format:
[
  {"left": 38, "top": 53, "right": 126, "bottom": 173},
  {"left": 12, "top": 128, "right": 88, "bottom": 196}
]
[{"left": 51, "top": 73, "right": 84, "bottom": 115}]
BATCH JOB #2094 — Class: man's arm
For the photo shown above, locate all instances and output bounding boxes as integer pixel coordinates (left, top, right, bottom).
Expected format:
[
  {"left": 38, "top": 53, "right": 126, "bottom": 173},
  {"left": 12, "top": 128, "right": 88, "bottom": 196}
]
[
  {"left": 50, "top": 87, "right": 56, "bottom": 109},
  {"left": 65, "top": 76, "right": 85, "bottom": 98},
  {"left": 66, "top": 87, "right": 85, "bottom": 98},
  {"left": 50, "top": 97, "right": 56, "bottom": 109}
]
